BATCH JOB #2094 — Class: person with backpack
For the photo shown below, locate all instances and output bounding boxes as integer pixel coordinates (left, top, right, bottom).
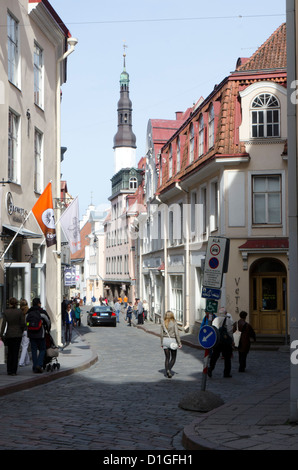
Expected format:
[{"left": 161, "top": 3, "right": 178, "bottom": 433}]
[
  {"left": 208, "top": 307, "right": 234, "bottom": 378},
  {"left": 26, "top": 298, "right": 50, "bottom": 373}
]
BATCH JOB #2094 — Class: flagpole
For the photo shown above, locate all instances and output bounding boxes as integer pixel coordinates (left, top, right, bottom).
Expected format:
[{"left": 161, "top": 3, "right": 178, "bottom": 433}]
[{"left": 0, "top": 211, "right": 32, "bottom": 262}]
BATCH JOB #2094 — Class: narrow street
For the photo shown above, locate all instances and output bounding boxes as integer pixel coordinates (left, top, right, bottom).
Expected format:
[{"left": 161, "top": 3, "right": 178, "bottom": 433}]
[{"left": 0, "top": 307, "right": 290, "bottom": 450}]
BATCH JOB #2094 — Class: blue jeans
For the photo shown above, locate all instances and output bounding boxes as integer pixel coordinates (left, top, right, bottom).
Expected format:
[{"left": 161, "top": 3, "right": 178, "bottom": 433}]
[
  {"left": 30, "top": 338, "right": 46, "bottom": 370},
  {"left": 116, "top": 310, "right": 120, "bottom": 323}
]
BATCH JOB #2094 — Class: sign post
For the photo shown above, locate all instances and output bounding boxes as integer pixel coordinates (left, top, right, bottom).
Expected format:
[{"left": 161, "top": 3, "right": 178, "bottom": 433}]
[{"left": 200, "top": 236, "right": 230, "bottom": 391}]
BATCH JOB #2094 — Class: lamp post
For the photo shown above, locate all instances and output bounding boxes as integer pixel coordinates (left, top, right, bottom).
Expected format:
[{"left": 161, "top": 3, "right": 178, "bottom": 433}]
[{"left": 55, "top": 36, "right": 78, "bottom": 346}]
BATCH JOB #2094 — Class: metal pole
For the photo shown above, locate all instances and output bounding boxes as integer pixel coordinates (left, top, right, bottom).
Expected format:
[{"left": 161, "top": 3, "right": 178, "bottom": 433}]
[{"left": 287, "top": 0, "right": 298, "bottom": 422}]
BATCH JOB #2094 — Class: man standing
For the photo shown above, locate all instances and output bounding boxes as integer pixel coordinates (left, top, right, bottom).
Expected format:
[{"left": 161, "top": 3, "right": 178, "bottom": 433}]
[
  {"left": 26, "top": 298, "right": 50, "bottom": 373},
  {"left": 137, "top": 299, "right": 144, "bottom": 325},
  {"left": 208, "top": 307, "right": 234, "bottom": 378},
  {"left": 114, "top": 299, "right": 121, "bottom": 323}
]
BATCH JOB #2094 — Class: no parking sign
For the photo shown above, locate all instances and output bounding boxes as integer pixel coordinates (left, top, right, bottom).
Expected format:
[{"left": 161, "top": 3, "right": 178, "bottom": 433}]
[{"left": 202, "top": 236, "right": 230, "bottom": 289}]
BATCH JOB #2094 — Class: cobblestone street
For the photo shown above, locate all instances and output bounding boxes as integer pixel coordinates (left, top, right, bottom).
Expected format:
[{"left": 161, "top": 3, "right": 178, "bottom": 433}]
[{"left": 0, "top": 309, "right": 290, "bottom": 450}]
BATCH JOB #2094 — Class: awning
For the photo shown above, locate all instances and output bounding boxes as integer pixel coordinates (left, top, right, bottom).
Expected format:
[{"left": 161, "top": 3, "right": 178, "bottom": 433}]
[{"left": 2, "top": 223, "right": 42, "bottom": 239}]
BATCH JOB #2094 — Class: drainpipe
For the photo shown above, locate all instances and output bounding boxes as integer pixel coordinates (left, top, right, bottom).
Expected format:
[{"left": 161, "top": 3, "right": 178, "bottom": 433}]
[{"left": 175, "top": 182, "right": 190, "bottom": 331}]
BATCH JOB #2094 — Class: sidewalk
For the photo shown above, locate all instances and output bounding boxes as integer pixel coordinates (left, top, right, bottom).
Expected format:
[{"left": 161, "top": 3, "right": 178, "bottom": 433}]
[
  {"left": 135, "top": 320, "right": 298, "bottom": 451},
  {"left": 0, "top": 318, "right": 297, "bottom": 450},
  {"left": 0, "top": 329, "right": 97, "bottom": 397}
]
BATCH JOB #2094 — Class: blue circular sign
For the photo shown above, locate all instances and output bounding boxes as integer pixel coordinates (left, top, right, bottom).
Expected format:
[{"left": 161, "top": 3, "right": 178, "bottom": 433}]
[
  {"left": 198, "top": 325, "right": 218, "bottom": 349},
  {"left": 209, "top": 257, "right": 219, "bottom": 269}
]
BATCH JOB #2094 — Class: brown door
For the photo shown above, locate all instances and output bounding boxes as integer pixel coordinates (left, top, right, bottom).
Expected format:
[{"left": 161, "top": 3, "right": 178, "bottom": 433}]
[{"left": 250, "top": 259, "right": 286, "bottom": 335}]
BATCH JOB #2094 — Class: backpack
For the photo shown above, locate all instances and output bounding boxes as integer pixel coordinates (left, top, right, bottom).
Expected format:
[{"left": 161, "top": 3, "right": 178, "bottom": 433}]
[
  {"left": 218, "top": 317, "right": 233, "bottom": 346},
  {"left": 26, "top": 311, "right": 42, "bottom": 332}
]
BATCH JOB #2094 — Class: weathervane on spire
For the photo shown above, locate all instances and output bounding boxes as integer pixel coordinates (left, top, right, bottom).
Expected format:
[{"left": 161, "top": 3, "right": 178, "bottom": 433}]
[{"left": 123, "top": 41, "right": 128, "bottom": 68}]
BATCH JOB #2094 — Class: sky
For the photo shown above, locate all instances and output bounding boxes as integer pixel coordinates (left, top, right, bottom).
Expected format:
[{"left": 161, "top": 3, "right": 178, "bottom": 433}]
[{"left": 49, "top": 0, "right": 286, "bottom": 218}]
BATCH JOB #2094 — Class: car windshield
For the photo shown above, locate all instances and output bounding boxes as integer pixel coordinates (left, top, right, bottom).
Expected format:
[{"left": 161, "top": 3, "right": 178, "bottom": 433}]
[{"left": 93, "top": 306, "right": 112, "bottom": 312}]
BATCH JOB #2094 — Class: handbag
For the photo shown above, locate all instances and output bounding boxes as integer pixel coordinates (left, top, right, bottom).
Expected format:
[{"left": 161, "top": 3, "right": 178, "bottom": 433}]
[
  {"left": 233, "top": 321, "right": 242, "bottom": 348},
  {"left": 163, "top": 325, "right": 178, "bottom": 350}
]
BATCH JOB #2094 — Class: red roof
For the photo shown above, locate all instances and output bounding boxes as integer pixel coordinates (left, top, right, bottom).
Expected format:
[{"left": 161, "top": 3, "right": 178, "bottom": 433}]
[{"left": 239, "top": 238, "right": 289, "bottom": 250}]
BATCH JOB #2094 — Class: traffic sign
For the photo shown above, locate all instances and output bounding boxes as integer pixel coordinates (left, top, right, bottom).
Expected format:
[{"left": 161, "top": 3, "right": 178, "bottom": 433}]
[
  {"left": 205, "top": 299, "right": 218, "bottom": 314},
  {"left": 203, "top": 236, "right": 230, "bottom": 288},
  {"left": 202, "top": 287, "right": 221, "bottom": 300},
  {"left": 198, "top": 325, "right": 218, "bottom": 349}
]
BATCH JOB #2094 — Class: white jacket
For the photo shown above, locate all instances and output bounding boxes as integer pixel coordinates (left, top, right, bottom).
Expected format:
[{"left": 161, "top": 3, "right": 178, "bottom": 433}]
[{"left": 212, "top": 313, "right": 234, "bottom": 338}]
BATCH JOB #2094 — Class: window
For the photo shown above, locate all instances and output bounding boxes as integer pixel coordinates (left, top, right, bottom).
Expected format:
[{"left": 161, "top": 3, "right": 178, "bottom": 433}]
[
  {"left": 251, "top": 93, "right": 280, "bottom": 138},
  {"left": 189, "top": 123, "right": 194, "bottom": 163},
  {"left": 170, "top": 275, "right": 183, "bottom": 323},
  {"left": 208, "top": 105, "right": 214, "bottom": 149},
  {"left": 7, "top": 12, "right": 20, "bottom": 87},
  {"left": 252, "top": 175, "right": 281, "bottom": 224},
  {"left": 34, "top": 129, "right": 43, "bottom": 193},
  {"left": 34, "top": 43, "right": 43, "bottom": 108},
  {"left": 8, "top": 109, "right": 20, "bottom": 183},
  {"left": 210, "top": 180, "right": 218, "bottom": 231},
  {"left": 129, "top": 177, "right": 137, "bottom": 190},
  {"left": 176, "top": 137, "right": 180, "bottom": 173},
  {"left": 198, "top": 114, "right": 204, "bottom": 157},
  {"left": 200, "top": 186, "right": 207, "bottom": 234},
  {"left": 169, "top": 144, "right": 173, "bottom": 178}
]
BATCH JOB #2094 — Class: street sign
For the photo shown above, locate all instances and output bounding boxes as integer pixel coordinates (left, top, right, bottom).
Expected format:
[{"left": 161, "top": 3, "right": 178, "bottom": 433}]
[
  {"left": 202, "top": 236, "right": 230, "bottom": 288},
  {"left": 198, "top": 325, "right": 218, "bottom": 349},
  {"left": 205, "top": 299, "right": 218, "bottom": 314},
  {"left": 202, "top": 287, "right": 222, "bottom": 300}
]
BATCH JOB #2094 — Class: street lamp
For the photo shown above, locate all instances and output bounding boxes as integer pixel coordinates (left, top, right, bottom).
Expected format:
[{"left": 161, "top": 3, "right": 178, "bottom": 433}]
[{"left": 55, "top": 36, "right": 78, "bottom": 346}]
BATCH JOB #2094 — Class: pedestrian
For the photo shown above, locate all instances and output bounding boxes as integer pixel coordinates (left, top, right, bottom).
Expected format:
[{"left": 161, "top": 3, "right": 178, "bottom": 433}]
[
  {"left": 74, "top": 302, "right": 81, "bottom": 326},
  {"left": 64, "top": 302, "right": 76, "bottom": 344},
  {"left": 126, "top": 302, "right": 133, "bottom": 326},
  {"left": 208, "top": 307, "right": 234, "bottom": 378},
  {"left": 143, "top": 299, "right": 149, "bottom": 321},
  {"left": 133, "top": 300, "right": 138, "bottom": 321},
  {"left": 0, "top": 297, "right": 25, "bottom": 376},
  {"left": 114, "top": 299, "right": 121, "bottom": 323},
  {"left": 137, "top": 299, "right": 144, "bottom": 324},
  {"left": 160, "top": 311, "right": 182, "bottom": 378},
  {"left": 19, "top": 299, "right": 30, "bottom": 367},
  {"left": 26, "top": 298, "right": 50, "bottom": 373},
  {"left": 233, "top": 311, "right": 256, "bottom": 372},
  {"left": 123, "top": 295, "right": 128, "bottom": 309}
]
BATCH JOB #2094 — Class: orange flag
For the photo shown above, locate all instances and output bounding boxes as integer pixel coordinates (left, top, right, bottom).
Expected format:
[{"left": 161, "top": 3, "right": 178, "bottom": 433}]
[{"left": 32, "top": 182, "right": 56, "bottom": 247}]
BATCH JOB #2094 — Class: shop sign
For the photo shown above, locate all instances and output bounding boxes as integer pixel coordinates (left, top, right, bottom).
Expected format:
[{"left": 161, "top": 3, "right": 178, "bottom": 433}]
[{"left": 6, "top": 192, "right": 29, "bottom": 222}]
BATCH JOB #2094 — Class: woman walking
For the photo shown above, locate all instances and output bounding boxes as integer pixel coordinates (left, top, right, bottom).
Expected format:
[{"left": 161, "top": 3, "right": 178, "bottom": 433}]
[
  {"left": 233, "top": 311, "right": 256, "bottom": 372},
  {"left": 0, "top": 297, "right": 25, "bottom": 375},
  {"left": 160, "top": 311, "right": 182, "bottom": 378},
  {"left": 19, "top": 299, "right": 30, "bottom": 367}
]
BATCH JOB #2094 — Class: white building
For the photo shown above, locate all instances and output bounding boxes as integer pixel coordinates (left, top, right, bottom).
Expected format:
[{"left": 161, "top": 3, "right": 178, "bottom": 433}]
[{"left": 0, "top": 0, "right": 76, "bottom": 343}]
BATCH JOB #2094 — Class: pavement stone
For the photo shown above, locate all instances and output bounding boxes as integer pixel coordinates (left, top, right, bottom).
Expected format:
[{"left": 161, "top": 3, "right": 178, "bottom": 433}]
[{"left": 0, "top": 306, "right": 297, "bottom": 451}]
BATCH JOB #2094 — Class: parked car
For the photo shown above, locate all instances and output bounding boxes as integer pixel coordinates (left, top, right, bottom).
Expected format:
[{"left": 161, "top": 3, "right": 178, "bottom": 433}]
[{"left": 87, "top": 305, "right": 117, "bottom": 327}]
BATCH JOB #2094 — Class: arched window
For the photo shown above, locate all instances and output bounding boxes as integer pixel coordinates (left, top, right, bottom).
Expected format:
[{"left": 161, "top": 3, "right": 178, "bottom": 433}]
[
  {"left": 198, "top": 114, "right": 204, "bottom": 157},
  {"left": 208, "top": 105, "right": 214, "bottom": 149},
  {"left": 129, "top": 177, "right": 137, "bottom": 190},
  {"left": 251, "top": 93, "right": 280, "bottom": 138}
]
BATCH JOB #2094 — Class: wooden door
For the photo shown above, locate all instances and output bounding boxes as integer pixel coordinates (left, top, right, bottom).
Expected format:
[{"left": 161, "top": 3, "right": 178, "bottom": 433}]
[{"left": 251, "top": 274, "right": 286, "bottom": 335}]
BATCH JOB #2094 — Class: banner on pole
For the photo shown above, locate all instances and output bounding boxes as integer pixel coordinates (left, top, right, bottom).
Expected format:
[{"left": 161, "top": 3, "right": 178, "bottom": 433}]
[
  {"left": 60, "top": 196, "right": 81, "bottom": 254},
  {"left": 32, "top": 182, "right": 56, "bottom": 247}
]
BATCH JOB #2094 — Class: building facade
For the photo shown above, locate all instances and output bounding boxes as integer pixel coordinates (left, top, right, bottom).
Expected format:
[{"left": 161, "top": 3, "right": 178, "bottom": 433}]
[
  {"left": 140, "top": 24, "right": 288, "bottom": 339},
  {"left": 0, "top": 0, "right": 74, "bottom": 343}
]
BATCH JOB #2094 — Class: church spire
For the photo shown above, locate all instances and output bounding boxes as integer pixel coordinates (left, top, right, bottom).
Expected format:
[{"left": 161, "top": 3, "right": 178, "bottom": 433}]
[{"left": 113, "top": 44, "right": 137, "bottom": 154}]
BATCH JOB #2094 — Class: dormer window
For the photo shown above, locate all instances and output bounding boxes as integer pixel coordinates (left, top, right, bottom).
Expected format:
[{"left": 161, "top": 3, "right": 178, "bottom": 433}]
[
  {"left": 251, "top": 93, "right": 280, "bottom": 138},
  {"left": 129, "top": 177, "right": 137, "bottom": 190}
]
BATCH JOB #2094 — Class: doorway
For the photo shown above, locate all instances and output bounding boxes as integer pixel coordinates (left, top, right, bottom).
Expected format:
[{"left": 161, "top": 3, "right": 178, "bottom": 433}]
[
  {"left": 250, "top": 258, "right": 286, "bottom": 335},
  {"left": 4, "top": 262, "right": 45, "bottom": 308}
]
